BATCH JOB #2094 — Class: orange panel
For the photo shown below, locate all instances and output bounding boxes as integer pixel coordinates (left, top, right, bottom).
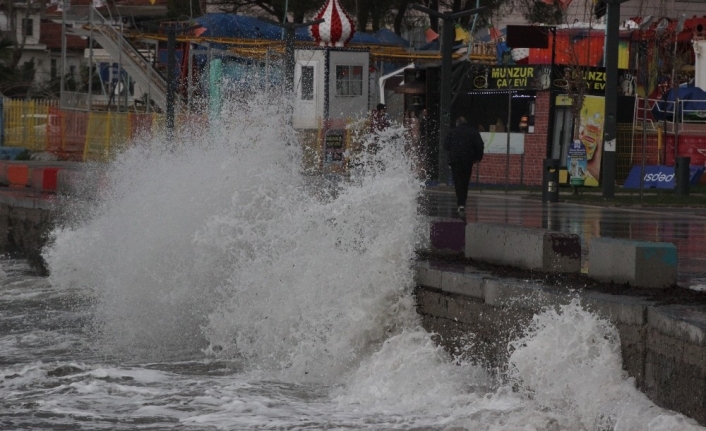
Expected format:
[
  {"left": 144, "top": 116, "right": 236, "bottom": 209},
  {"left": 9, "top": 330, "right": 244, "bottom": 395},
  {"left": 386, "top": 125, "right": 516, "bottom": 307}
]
[{"left": 8, "top": 165, "right": 29, "bottom": 188}]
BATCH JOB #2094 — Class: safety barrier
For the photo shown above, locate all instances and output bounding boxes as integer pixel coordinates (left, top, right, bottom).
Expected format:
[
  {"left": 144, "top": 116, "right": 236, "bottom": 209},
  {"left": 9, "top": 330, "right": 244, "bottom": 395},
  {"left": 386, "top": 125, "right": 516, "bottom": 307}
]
[
  {"left": 2, "top": 99, "right": 57, "bottom": 151},
  {"left": 2, "top": 99, "right": 187, "bottom": 161}
]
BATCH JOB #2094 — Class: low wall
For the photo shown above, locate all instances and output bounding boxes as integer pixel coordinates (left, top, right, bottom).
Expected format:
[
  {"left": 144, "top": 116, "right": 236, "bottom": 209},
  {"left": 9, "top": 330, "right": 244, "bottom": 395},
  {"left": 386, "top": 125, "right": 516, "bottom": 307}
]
[
  {"left": 0, "top": 192, "right": 56, "bottom": 272},
  {"left": 414, "top": 262, "right": 706, "bottom": 425}
]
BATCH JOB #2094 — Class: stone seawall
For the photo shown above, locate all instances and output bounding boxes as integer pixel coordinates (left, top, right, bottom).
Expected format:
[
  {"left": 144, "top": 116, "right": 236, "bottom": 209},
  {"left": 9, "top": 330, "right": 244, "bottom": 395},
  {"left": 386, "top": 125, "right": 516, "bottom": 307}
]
[
  {"left": 414, "top": 262, "right": 706, "bottom": 425},
  {"left": 0, "top": 191, "right": 56, "bottom": 272}
]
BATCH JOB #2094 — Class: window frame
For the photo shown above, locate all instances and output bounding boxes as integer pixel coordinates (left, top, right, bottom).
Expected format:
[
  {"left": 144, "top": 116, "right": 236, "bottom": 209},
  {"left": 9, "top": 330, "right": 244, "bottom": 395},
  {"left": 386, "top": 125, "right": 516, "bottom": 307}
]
[
  {"left": 22, "top": 18, "right": 33, "bottom": 37},
  {"left": 335, "top": 65, "right": 363, "bottom": 97}
]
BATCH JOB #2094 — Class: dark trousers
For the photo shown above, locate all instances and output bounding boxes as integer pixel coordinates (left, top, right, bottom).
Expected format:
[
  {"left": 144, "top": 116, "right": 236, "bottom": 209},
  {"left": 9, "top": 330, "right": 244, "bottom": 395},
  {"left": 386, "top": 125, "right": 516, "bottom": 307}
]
[{"left": 450, "top": 162, "right": 473, "bottom": 207}]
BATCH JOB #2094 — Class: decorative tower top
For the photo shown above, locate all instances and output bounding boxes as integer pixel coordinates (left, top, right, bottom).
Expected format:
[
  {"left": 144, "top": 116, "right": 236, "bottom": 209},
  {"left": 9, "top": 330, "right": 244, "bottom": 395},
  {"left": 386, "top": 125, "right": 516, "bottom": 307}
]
[{"left": 309, "top": 0, "right": 356, "bottom": 47}]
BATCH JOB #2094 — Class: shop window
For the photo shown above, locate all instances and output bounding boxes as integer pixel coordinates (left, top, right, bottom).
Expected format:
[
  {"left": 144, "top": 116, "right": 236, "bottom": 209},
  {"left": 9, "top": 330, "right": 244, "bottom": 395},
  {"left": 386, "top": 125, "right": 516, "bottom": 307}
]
[{"left": 336, "top": 65, "right": 363, "bottom": 96}]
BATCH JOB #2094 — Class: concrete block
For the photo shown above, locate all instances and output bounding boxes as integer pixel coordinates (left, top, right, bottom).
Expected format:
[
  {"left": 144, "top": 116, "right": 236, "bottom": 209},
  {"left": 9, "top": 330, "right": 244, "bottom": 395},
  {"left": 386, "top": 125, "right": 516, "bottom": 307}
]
[
  {"left": 413, "top": 263, "right": 443, "bottom": 289},
  {"left": 589, "top": 238, "right": 677, "bottom": 288},
  {"left": 30, "top": 167, "right": 59, "bottom": 192},
  {"left": 0, "top": 161, "right": 8, "bottom": 185},
  {"left": 580, "top": 291, "right": 650, "bottom": 326},
  {"left": 439, "top": 271, "right": 485, "bottom": 299},
  {"left": 483, "top": 278, "right": 572, "bottom": 312},
  {"left": 430, "top": 217, "right": 465, "bottom": 253},
  {"left": 7, "top": 164, "right": 28, "bottom": 187},
  {"left": 647, "top": 305, "right": 706, "bottom": 346},
  {"left": 466, "top": 223, "right": 581, "bottom": 273}
]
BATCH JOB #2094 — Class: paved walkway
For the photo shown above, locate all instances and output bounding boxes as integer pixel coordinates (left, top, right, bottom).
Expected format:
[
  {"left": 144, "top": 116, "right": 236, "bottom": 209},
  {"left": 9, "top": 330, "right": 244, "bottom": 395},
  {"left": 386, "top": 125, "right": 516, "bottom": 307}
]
[{"left": 424, "top": 188, "right": 706, "bottom": 291}]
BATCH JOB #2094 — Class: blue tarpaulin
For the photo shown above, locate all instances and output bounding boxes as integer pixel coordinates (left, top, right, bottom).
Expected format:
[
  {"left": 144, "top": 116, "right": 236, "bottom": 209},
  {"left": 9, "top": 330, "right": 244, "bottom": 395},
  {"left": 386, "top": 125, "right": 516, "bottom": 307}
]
[
  {"left": 652, "top": 85, "right": 706, "bottom": 122},
  {"left": 194, "top": 14, "right": 283, "bottom": 39},
  {"left": 194, "top": 13, "right": 394, "bottom": 45}
]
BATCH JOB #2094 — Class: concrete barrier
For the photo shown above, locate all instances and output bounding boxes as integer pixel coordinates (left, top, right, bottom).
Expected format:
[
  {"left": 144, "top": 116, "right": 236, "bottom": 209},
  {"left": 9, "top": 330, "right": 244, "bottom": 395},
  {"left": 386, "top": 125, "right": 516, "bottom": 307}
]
[
  {"left": 589, "top": 237, "right": 677, "bottom": 288},
  {"left": 430, "top": 217, "right": 465, "bottom": 253},
  {"left": 30, "top": 167, "right": 59, "bottom": 192},
  {"left": 7, "top": 164, "right": 29, "bottom": 187},
  {"left": 465, "top": 222, "right": 581, "bottom": 273}
]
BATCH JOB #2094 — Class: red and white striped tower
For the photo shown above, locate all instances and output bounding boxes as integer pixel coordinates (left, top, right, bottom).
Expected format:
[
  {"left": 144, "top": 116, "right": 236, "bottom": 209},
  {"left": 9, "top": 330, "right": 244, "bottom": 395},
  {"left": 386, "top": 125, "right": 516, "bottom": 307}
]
[{"left": 309, "top": 0, "right": 356, "bottom": 47}]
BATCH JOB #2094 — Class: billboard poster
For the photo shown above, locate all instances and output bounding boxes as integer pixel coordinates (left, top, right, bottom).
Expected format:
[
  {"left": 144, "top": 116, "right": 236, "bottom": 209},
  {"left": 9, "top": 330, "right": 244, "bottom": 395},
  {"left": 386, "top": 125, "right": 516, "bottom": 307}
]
[
  {"left": 567, "top": 140, "right": 588, "bottom": 186},
  {"left": 470, "top": 65, "right": 552, "bottom": 90},
  {"left": 578, "top": 95, "right": 605, "bottom": 187}
]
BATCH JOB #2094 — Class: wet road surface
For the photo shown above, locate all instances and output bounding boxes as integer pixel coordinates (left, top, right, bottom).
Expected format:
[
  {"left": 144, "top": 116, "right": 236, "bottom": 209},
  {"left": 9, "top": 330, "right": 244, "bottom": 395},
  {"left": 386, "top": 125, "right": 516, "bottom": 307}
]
[{"left": 424, "top": 189, "right": 706, "bottom": 291}]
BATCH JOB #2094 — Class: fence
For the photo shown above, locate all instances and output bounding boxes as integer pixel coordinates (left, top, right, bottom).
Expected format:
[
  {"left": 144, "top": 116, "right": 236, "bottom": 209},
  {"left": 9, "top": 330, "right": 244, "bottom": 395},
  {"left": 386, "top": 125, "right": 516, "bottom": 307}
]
[
  {"left": 3, "top": 98, "right": 704, "bottom": 179},
  {"left": 2, "top": 98, "right": 176, "bottom": 161}
]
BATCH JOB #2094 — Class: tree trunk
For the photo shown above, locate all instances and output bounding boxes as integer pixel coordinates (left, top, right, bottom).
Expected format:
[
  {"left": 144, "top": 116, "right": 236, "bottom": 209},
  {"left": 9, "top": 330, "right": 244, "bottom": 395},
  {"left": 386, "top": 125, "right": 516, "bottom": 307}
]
[
  {"left": 429, "top": 0, "right": 439, "bottom": 32},
  {"left": 393, "top": 0, "right": 408, "bottom": 35}
]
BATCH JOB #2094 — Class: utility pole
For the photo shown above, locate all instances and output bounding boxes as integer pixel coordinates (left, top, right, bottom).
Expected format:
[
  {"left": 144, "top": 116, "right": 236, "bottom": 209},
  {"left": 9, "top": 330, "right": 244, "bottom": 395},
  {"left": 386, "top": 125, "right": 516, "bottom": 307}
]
[
  {"left": 166, "top": 24, "right": 176, "bottom": 139},
  {"left": 601, "top": 0, "right": 628, "bottom": 199},
  {"left": 266, "top": 18, "right": 324, "bottom": 94},
  {"left": 165, "top": 23, "right": 200, "bottom": 140},
  {"left": 411, "top": 5, "right": 486, "bottom": 184}
]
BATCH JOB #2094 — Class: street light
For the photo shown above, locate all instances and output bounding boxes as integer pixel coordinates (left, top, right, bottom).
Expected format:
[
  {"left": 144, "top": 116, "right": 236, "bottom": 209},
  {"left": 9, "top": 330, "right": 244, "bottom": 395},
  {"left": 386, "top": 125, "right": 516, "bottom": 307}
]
[{"left": 411, "top": 4, "right": 486, "bottom": 184}]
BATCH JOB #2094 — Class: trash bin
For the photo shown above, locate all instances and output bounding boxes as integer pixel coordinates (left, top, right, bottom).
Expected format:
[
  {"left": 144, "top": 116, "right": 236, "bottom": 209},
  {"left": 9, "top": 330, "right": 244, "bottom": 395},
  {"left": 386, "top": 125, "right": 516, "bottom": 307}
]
[
  {"left": 675, "top": 156, "right": 691, "bottom": 196},
  {"left": 542, "top": 159, "right": 560, "bottom": 203}
]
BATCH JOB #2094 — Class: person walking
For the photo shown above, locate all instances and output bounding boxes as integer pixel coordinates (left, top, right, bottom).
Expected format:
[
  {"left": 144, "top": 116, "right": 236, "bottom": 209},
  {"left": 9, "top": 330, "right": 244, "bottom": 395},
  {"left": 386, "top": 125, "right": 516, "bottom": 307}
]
[
  {"left": 370, "top": 103, "right": 390, "bottom": 133},
  {"left": 443, "top": 116, "right": 485, "bottom": 213}
]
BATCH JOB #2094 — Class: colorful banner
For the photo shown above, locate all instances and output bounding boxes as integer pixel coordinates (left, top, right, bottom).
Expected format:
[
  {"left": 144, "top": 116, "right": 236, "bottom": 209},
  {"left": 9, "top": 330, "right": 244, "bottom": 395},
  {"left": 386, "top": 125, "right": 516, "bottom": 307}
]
[{"left": 578, "top": 95, "right": 605, "bottom": 187}]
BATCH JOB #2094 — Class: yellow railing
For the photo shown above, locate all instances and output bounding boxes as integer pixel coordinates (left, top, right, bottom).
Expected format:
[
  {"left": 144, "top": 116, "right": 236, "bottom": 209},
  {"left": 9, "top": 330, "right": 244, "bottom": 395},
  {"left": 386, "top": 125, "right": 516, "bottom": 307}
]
[
  {"left": 2, "top": 99, "right": 57, "bottom": 151},
  {"left": 2, "top": 99, "right": 190, "bottom": 161}
]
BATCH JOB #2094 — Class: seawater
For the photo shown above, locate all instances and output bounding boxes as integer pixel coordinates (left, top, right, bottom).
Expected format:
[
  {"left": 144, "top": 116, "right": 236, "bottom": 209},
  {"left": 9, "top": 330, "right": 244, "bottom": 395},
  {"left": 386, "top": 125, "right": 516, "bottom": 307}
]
[{"left": 0, "top": 92, "right": 703, "bottom": 430}]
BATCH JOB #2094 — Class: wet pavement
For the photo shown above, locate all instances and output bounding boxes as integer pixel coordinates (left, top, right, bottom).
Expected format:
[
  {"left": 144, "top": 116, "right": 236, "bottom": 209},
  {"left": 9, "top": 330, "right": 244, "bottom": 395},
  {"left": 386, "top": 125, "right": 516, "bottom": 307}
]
[{"left": 423, "top": 188, "right": 706, "bottom": 291}]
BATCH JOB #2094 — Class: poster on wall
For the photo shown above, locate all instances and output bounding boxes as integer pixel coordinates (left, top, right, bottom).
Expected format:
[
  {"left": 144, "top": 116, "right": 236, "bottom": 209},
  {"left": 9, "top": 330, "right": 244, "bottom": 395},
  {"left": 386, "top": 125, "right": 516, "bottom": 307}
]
[
  {"left": 320, "top": 119, "right": 348, "bottom": 174},
  {"left": 578, "top": 95, "right": 605, "bottom": 187},
  {"left": 324, "top": 128, "right": 346, "bottom": 164},
  {"left": 567, "top": 140, "right": 588, "bottom": 186}
]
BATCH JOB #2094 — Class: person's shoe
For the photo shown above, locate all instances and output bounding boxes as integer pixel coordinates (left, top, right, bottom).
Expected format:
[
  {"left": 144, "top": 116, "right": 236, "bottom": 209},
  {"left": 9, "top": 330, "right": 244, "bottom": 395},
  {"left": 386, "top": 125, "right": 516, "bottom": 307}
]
[{"left": 458, "top": 206, "right": 465, "bottom": 212}]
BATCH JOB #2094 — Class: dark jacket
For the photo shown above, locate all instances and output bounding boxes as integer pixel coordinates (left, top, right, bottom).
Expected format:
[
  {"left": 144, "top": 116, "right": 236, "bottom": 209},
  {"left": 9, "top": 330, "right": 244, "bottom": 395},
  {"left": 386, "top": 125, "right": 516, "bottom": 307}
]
[{"left": 444, "top": 123, "right": 485, "bottom": 165}]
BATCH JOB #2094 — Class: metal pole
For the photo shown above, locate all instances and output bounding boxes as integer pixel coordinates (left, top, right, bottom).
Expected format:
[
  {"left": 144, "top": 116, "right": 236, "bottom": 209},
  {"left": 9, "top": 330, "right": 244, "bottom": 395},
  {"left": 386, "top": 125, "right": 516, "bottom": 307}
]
[
  {"left": 505, "top": 90, "right": 512, "bottom": 192},
  {"left": 188, "top": 43, "right": 193, "bottom": 112},
  {"left": 410, "top": 5, "right": 486, "bottom": 183},
  {"left": 640, "top": 41, "right": 647, "bottom": 202},
  {"left": 60, "top": 0, "right": 67, "bottom": 105},
  {"left": 285, "top": 25, "right": 295, "bottom": 94},
  {"left": 89, "top": 6, "right": 94, "bottom": 112},
  {"left": 675, "top": 96, "right": 680, "bottom": 162},
  {"left": 601, "top": 0, "right": 626, "bottom": 199},
  {"left": 545, "top": 27, "right": 556, "bottom": 158},
  {"left": 118, "top": 20, "right": 124, "bottom": 111},
  {"left": 671, "top": 15, "right": 685, "bottom": 88},
  {"left": 167, "top": 25, "right": 176, "bottom": 139},
  {"left": 439, "top": 18, "right": 454, "bottom": 185}
]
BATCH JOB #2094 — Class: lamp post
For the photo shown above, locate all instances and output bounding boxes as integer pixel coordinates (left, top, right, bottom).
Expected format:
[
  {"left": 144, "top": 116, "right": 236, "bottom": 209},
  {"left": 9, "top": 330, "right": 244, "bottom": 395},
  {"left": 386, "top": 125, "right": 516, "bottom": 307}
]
[{"left": 411, "top": 5, "right": 486, "bottom": 184}]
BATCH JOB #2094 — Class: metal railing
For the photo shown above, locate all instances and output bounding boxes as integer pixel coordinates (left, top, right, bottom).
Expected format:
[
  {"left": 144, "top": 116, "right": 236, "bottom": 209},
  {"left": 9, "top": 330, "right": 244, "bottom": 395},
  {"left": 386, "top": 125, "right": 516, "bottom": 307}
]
[
  {"left": 637, "top": 95, "right": 706, "bottom": 134},
  {"left": 86, "top": 7, "right": 168, "bottom": 104}
]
